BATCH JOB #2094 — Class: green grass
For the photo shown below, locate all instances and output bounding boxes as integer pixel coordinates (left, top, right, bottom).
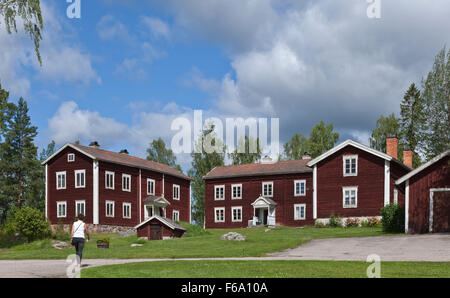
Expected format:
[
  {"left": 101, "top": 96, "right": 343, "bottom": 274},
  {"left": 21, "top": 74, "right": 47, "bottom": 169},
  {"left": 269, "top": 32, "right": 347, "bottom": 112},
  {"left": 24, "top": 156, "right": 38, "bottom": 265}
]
[
  {"left": 81, "top": 260, "right": 450, "bottom": 278},
  {"left": 0, "top": 226, "right": 388, "bottom": 260}
]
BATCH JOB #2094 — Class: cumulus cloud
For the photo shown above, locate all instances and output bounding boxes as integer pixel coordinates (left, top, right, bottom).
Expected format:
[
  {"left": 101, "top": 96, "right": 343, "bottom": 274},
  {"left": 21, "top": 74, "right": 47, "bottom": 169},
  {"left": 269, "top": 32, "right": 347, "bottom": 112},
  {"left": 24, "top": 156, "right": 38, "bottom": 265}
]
[{"left": 141, "top": 16, "right": 171, "bottom": 40}]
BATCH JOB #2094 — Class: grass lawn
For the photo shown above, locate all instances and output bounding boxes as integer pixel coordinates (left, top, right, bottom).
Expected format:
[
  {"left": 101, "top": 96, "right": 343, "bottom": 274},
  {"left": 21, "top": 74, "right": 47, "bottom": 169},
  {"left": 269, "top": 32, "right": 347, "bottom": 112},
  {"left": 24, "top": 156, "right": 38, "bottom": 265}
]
[
  {"left": 0, "top": 225, "right": 389, "bottom": 260},
  {"left": 81, "top": 260, "right": 450, "bottom": 278}
]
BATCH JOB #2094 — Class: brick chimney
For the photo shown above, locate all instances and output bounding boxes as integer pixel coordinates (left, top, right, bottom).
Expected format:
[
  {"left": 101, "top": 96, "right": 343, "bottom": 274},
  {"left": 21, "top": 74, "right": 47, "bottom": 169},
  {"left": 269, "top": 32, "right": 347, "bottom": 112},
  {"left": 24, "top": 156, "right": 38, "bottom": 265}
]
[
  {"left": 386, "top": 135, "right": 398, "bottom": 159},
  {"left": 403, "top": 147, "right": 413, "bottom": 168}
]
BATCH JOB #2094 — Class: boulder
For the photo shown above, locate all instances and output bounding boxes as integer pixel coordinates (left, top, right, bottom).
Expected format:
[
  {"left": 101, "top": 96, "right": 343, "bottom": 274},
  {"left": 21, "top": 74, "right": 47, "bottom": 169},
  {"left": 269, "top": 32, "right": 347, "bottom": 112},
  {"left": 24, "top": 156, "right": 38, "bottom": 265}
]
[
  {"left": 52, "top": 241, "right": 72, "bottom": 250},
  {"left": 130, "top": 243, "right": 143, "bottom": 247},
  {"left": 220, "top": 232, "right": 246, "bottom": 241}
]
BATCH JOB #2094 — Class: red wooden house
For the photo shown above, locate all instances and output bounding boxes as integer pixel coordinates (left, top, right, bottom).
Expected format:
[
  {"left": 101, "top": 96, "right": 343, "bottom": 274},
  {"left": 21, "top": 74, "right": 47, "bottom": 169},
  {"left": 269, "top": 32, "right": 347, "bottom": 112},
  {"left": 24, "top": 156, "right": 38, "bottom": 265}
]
[
  {"left": 396, "top": 150, "right": 450, "bottom": 234},
  {"left": 42, "top": 142, "right": 192, "bottom": 232}
]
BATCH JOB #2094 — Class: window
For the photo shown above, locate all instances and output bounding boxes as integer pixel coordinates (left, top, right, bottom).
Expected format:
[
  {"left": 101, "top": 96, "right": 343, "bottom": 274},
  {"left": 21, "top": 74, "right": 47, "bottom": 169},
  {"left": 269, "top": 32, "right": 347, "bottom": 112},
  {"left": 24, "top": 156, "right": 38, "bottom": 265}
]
[
  {"left": 75, "top": 170, "right": 86, "bottom": 188},
  {"left": 343, "top": 187, "right": 358, "bottom": 208},
  {"left": 294, "top": 180, "right": 306, "bottom": 196},
  {"left": 147, "top": 179, "right": 155, "bottom": 195},
  {"left": 173, "top": 210, "right": 180, "bottom": 222},
  {"left": 68, "top": 154, "right": 75, "bottom": 162},
  {"left": 106, "top": 201, "right": 115, "bottom": 217},
  {"left": 231, "top": 206, "right": 242, "bottom": 222},
  {"left": 214, "top": 185, "right": 225, "bottom": 200},
  {"left": 123, "top": 203, "right": 131, "bottom": 219},
  {"left": 75, "top": 201, "right": 85, "bottom": 217},
  {"left": 294, "top": 204, "right": 306, "bottom": 220},
  {"left": 214, "top": 207, "right": 225, "bottom": 223},
  {"left": 105, "top": 171, "right": 114, "bottom": 190},
  {"left": 56, "top": 172, "right": 66, "bottom": 190},
  {"left": 57, "top": 202, "right": 67, "bottom": 218},
  {"left": 232, "top": 184, "right": 242, "bottom": 199},
  {"left": 122, "top": 174, "right": 131, "bottom": 192},
  {"left": 173, "top": 184, "right": 180, "bottom": 200},
  {"left": 262, "top": 182, "right": 273, "bottom": 197},
  {"left": 343, "top": 155, "right": 358, "bottom": 176},
  {"left": 394, "top": 188, "right": 398, "bottom": 204}
]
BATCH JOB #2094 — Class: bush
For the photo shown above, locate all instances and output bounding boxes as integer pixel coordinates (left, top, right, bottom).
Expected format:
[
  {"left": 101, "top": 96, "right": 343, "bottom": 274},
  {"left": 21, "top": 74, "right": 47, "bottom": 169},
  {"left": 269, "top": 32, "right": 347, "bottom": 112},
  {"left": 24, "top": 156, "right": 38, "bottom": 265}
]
[
  {"left": 345, "top": 218, "right": 360, "bottom": 227},
  {"left": 314, "top": 221, "right": 326, "bottom": 228},
  {"left": 381, "top": 204, "right": 405, "bottom": 233},
  {"left": 13, "top": 206, "right": 51, "bottom": 242},
  {"left": 96, "top": 238, "right": 110, "bottom": 244},
  {"left": 328, "top": 213, "right": 342, "bottom": 227},
  {"left": 361, "top": 217, "right": 380, "bottom": 227}
]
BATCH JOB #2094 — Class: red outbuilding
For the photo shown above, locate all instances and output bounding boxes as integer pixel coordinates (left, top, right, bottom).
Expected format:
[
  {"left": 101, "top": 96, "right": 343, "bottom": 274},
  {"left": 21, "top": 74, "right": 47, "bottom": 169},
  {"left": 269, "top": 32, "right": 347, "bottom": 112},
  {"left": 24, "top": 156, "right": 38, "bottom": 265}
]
[
  {"left": 135, "top": 215, "right": 186, "bottom": 240},
  {"left": 396, "top": 150, "right": 450, "bottom": 234}
]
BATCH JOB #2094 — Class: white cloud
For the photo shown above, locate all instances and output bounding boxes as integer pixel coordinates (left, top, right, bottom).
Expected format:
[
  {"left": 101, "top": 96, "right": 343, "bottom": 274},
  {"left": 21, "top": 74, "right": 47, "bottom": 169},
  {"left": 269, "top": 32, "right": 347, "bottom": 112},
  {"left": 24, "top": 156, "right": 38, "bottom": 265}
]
[
  {"left": 141, "top": 16, "right": 171, "bottom": 40},
  {"left": 97, "top": 15, "right": 133, "bottom": 42}
]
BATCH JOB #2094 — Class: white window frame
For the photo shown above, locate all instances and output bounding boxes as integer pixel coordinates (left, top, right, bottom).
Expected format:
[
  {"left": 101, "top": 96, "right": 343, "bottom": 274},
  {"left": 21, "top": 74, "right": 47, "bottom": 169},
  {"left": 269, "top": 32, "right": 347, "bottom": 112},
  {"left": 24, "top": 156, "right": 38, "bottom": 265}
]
[
  {"left": 214, "top": 207, "right": 225, "bottom": 223},
  {"left": 214, "top": 185, "right": 225, "bottom": 201},
  {"left": 343, "top": 155, "right": 358, "bottom": 177},
  {"left": 75, "top": 200, "right": 85, "bottom": 217},
  {"left": 294, "top": 204, "right": 306, "bottom": 220},
  {"left": 262, "top": 182, "right": 274, "bottom": 197},
  {"left": 57, "top": 201, "right": 67, "bottom": 218},
  {"left": 122, "top": 174, "right": 131, "bottom": 192},
  {"left": 106, "top": 201, "right": 115, "bottom": 218},
  {"left": 67, "top": 153, "right": 75, "bottom": 163},
  {"left": 231, "top": 184, "right": 242, "bottom": 200},
  {"left": 173, "top": 184, "right": 180, "bottom": 200},
  {"left": 342, "top": 186, "right": 358, "bottom": 208},
  {"left": 56, "top": 171, "right": 66, "bottom": 190},
  {"left": 123, "top": 203, "right": 131, "bottom": 219},
  {"left": 75, "top": 170, "right": 86, "bottom": 189},
  {"left": 173, "top": 210, "right": 180, "bottom": 222},
  {"left": 105, "top": 171, "right": 115, "bottom": 190},
  {"left": 231, "top": 206, "right": 243, "bottom": 222},
  {"left": 294, "top": 180, "right": 306, "bottom": 196},
  {"left": 147, "top": 179, "right": 155, "bottom": 195}
]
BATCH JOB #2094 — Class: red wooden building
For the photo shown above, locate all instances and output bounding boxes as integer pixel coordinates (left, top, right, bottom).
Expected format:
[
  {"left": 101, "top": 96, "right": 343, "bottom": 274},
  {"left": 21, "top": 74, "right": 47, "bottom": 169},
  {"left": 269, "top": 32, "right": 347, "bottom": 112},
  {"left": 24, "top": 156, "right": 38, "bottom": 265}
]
[
  {"left": 135, "top": 215, "right": 186, "bottom": 240},
  {"left": 204, "top": 138, "right": 412, "bottom": 229},
  {"left": 396, "top": 150, "right": 450, "bottom": 234},
  {"left": 42, "top": 142, "right": 192, "bottom": 232}
]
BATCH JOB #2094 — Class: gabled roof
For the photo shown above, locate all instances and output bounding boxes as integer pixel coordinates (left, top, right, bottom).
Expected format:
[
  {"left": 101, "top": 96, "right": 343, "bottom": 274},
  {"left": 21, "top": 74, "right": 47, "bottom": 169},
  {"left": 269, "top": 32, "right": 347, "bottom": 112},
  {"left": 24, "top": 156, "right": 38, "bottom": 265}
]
[
  {"left": 251, "top": 196, "right": 277, "bottom": 207},
  {"left": 306, "top": 139, "right": 411, "bottom": 171},
  {"left": 143, "top": 195, "right": 170, "bottom": 206},
  {"left": 134, "top": 215, "right": 186, "bottom": 231},
  {"left": 396, "top": 150, "right": 450, "bottom": 185},
  {"left": 42, "top": 143, "right": 192, "bottom": 181},
  {"left": 203, "top": 159, "right": 312, "bottom": 180}
]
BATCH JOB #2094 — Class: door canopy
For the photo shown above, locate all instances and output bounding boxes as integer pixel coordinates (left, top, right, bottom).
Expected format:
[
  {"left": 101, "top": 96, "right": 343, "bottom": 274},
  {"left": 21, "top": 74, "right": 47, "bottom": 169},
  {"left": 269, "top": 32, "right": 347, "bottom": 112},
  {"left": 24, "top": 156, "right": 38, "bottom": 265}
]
[{"left": 251, "top": 196, "right": 277, "bottom": 209}]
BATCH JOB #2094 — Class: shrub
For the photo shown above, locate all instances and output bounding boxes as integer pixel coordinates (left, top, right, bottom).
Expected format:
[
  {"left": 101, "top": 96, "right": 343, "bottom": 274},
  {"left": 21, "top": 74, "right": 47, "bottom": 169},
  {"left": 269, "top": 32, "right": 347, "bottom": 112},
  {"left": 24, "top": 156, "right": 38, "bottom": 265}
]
[
  {"left": 314, "top": 221, "right": 326, "bottom": 228},
  {"left": 381, "top": 204, "right": 405, "bottom": 233},
  {"left": 328, "top": 213, "right": 342, "bottom": 227},
  {"left": 345, "top": 218, "right": 360, "bottom": 227},
  {"left": 96, "top": 238, "right": 110, "bottom": 244},
  {"left": 13, "top": 206, "right": 52, "bottom": 242}
]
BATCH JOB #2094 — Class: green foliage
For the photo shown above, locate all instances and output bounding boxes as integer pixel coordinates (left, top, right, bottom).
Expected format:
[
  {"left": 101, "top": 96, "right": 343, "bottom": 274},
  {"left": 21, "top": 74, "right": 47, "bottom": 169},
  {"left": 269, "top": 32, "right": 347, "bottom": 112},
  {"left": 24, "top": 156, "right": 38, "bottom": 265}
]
[
  {"left": 11, "top": 206, "right": 51, "bottom": 242},
  {"left": 283, "top": 133, "right": 309, "bottom": 160},
  {"left": 52, "top": 221, "right": 70, "bottom": 242},
  {"left": 179, "top": 222, "right": 211, "bottom": 237},
  {"left": 96, "top": 238, "right": 110, "bottom": 244},
  {"left": 328, "top": 213, "right": 342, "bottom": 228},
  {"left": 0, "top": 0, "right": 44, "bottom": 65},
  {"left": 369, "top": 113, "right": 402, "bottom": 159},
  {"left": 146, "top": 137, "right": 182, "bottom": 172},
  {"left": 381, "top": 204, "right": 405, "bottom": 233},
  {"left": 308, "top": 121, "right": 339, "bottom": 158},
  {"left": 228, "top": 136, "right": 262, "bottom": 165},
  {"left": 361, "top": 217, "right": 380, "bottom": 228},
  {"left": 344, "top": 218, "right": 360, "bottom": 227}
]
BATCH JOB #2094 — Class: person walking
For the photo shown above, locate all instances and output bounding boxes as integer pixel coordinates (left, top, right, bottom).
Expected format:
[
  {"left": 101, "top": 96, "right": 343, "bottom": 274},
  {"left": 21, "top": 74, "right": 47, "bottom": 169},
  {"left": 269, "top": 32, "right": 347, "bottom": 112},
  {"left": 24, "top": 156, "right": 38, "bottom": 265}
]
[{"left": 71, "top": 213, "right": 90, "bottom": 265}]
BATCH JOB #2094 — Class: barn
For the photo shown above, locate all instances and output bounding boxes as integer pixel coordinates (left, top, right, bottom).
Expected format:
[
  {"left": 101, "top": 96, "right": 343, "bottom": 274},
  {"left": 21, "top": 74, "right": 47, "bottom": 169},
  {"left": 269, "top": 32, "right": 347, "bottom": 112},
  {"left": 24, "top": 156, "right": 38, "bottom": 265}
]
[
  {"left": 396, "top": 150, "right": 450, "bottom": 234},
  {"left": 135, "top": 215, "right": 186, "bottom": 240}
]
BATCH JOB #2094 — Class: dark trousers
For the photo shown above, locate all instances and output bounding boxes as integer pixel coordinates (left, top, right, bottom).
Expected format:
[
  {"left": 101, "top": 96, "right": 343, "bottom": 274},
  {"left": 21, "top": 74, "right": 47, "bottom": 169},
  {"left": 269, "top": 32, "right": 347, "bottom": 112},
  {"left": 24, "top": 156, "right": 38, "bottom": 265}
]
[{"left": 72, "top": 237, "right": 85, "bottom": 264}]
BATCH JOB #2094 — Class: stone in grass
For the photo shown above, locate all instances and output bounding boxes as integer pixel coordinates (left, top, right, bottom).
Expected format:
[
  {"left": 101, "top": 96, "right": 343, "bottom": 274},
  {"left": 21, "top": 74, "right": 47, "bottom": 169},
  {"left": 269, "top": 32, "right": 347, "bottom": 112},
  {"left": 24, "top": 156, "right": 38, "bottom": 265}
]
[
  {"left": 52, "top": 241, "right": 72, "bottom": 250},
  {"left": 130, "top": 243, "right": 144, "bottom": 247},
  {"left": 220, "top": 232, "right": 246, "bottom": 241}
]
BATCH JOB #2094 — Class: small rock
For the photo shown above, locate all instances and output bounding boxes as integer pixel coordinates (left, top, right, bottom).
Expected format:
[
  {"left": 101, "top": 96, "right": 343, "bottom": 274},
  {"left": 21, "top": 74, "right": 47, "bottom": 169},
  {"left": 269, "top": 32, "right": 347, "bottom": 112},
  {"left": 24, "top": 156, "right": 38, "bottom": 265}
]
[
  {"left": 52, "top": 241, "right": 72, "bottom": 250},
  {"left": 264, "top": 228, "right": 271, "bottom": 232},
  {"left": 220, "top": 232, "right": 246, "bottom": 241},
  {"left": 130, "top": 243, "right": 143, "bottom": 247}
]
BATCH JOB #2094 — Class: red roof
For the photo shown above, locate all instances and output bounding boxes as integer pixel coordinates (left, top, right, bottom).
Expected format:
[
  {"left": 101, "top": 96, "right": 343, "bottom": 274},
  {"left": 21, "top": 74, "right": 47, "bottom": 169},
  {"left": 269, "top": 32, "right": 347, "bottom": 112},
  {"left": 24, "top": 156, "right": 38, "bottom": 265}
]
[
  {"left": 70, "top": 143, "right": 192, "bottom": 181},
  {"left": 203, "top": 159, "right": 312, "bottom": 180}
]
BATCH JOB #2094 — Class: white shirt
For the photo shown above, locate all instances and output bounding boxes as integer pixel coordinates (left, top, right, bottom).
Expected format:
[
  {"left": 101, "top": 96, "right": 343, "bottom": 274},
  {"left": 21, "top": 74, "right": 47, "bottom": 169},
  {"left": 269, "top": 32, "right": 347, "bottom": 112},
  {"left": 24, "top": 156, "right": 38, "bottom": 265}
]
[{"left": 72, "top": 220, "right": 85, "bottom": 239}]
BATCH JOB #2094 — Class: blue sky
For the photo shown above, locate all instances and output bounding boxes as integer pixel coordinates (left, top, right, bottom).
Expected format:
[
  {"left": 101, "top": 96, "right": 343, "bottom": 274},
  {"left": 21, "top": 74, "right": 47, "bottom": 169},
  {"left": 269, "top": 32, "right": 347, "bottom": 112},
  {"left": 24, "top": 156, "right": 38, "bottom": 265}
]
[{"left": 1, "top": 0, "right": 450, "bottom": 172}]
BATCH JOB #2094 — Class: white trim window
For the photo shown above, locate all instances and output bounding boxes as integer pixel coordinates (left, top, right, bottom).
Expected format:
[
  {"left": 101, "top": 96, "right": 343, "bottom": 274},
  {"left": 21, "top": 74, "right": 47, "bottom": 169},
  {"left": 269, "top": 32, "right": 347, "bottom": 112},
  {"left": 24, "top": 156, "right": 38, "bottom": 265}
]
[
  {"left": 294, "top": 180, "right": 306, "bottom": 196},
  {"left": 75, "top": 201, "right": 85, "bottom": 217},
  {"left": 214, "top": 185, "right": 225, "bottom": 200},
  {"left": 214, "top": 207, "right": 225, "bottom": 223},
  {"left": 173, "top": 210, "right": 180, "bottom": 222},
  {"left": 232, "top": 184, "right": 242, "bottom": 199},
  {"left": 56, "top": 171, "right": 66, "bottom": 190},
  {"left": 231, "top": 206, "right": 242, "bottom": 222},
  {"left": 75, "top": 170, "right": 86, "bottom": 188},
  {"left": 106, "top": 201, "right": 115, "bottom": 217},
  {"left": 105, "top": 171, "right": 115, "bottom": 190},
  {"left": 147, "top": 179, "right": 155, "bottom": 195},
  {"left": 262, "top": 182, "right": 273, "bottom": 197},
  {"left": 122, "top": 174, "right": 131, "bottom": 192},
  {"left": 343, "top": 187, "right": 358, "bottom": 208},
  {"left": 343, "top": 155, "right": 358, "bottom": 177},
  {"left": 57, "top": 202, "right": 67, "bottom": 218},
  {"left": 173, "top": 184, "right": 180, "bottom": 200},
  {"left": 67, "top": 153, "right": 75, "bottom": 162},
  {"left": 123, "top": 203, "right": 131, "bottom": 219},
  {"left": 294, "top": 204, "right": 306, "bottom": 220}
]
